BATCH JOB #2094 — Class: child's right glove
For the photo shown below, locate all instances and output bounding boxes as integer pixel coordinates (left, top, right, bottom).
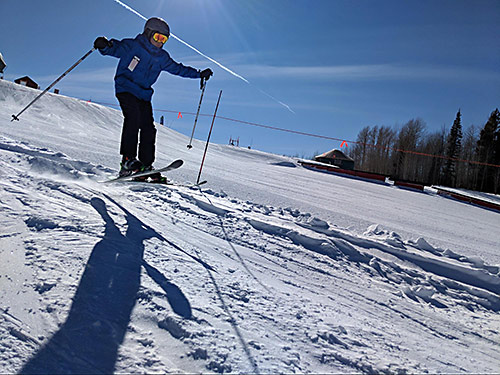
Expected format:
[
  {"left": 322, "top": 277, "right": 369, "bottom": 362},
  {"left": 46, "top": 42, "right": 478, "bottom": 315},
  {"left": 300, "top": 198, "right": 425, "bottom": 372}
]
[
  {"left": 94, "top": 37, "right": 113, "bottom": 50},
  {"left": 199, "top": 68, "right": 213, "bottom": 89},
  {"left": 200, "top": 68, "right": 213, "bottom": 80}
]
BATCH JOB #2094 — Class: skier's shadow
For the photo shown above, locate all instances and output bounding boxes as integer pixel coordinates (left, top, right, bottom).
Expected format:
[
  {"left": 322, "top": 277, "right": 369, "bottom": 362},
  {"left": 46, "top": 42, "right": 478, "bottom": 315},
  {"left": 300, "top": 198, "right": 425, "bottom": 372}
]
[{"left": 21, "top": 196, "right": 192, "bottom": 374}]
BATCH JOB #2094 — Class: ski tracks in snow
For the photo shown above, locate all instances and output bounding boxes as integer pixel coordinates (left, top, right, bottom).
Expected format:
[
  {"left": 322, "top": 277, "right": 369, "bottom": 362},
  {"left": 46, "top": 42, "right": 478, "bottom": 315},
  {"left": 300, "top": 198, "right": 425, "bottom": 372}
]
[
  {"left": 0, "top": 136, "right": 499, "bottom": 373},
  {"left": 103, "top": 169, "right": 499, "bottom": 372},
  {"left": 163, "top": 184, "right": 500, "bottom": 313}
]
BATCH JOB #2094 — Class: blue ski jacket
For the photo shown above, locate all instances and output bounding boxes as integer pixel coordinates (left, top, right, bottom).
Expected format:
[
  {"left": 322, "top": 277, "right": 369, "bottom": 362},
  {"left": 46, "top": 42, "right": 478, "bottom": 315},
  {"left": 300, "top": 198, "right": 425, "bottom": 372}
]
[{"left": 99, "top": 34, "right": 201, "bottom": 101}]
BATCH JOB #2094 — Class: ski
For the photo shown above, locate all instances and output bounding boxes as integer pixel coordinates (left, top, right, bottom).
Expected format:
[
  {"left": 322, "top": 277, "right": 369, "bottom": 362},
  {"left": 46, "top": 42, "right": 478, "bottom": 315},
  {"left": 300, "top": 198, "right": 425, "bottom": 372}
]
[
  {"left": 102, "top": 159, "right": 183, "bottom": 183},
  {"left": 162, "top": 180, "right": 207, "bottom": 188}
]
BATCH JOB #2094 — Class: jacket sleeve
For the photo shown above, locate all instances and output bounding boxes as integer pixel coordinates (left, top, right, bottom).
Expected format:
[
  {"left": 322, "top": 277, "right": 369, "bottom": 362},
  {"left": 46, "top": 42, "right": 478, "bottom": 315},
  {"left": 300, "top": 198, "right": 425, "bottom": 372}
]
[
  {"left": 99, "top": 38, "right": 130, "bottom": 59},
  {"left": 162, "top": 52, "right": 201, "bottom": 78}
]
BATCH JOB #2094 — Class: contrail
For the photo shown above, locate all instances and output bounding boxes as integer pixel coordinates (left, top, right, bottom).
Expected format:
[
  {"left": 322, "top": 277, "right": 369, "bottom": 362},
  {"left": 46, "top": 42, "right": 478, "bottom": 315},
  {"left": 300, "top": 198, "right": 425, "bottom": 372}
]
[
  {"left": 113, "top": 0, "right": 246, "bottom": 81},
  {"left": 256, "top": 88, "right": 296, "bottom": 114},
  {"left": 113, "top": 0, "right": 293, "bottom": 113},
  {"left": 169, "top": 34, "right": 249, "bottom": 84}
]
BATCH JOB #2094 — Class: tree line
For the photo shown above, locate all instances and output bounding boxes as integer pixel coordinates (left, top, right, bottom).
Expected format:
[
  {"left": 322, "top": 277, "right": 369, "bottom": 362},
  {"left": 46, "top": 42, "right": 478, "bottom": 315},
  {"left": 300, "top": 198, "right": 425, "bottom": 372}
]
[{"left": 348, "top": 109, "right": 500, "bottom": 193}]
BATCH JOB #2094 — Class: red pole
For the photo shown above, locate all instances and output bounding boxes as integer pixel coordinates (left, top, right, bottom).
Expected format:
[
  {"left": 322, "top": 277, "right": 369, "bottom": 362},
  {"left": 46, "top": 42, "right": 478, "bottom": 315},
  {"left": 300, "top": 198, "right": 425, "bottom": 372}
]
[{"left": 197, "top": 90, "right": 222, "bottom": 184}]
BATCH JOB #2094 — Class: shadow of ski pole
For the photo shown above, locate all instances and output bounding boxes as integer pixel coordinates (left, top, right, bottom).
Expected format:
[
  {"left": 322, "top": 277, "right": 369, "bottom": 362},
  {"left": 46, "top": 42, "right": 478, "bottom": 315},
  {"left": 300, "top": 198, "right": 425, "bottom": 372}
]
[
  {"left": 191, "top": 244, "right": 260, "bottom": 374},
  {"left": 142, "top": 260, "right": 192, "bottom": 319},
  {"left": 201, "top": 191, "right": 270, "bottom": 293}
]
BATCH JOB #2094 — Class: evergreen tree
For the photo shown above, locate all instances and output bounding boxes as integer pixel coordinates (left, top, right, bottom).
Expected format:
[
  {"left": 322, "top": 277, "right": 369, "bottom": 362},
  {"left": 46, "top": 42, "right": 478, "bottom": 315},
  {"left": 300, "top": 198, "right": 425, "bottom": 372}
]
[
  {"left": 442, "top": 110, "right": 463, "bottom": 186},
  {"left": 476, "top": 108, "right": 500, "bottom": 192},
  {"left": 494, "top": 109, "right": 500, "bottom": 164}
]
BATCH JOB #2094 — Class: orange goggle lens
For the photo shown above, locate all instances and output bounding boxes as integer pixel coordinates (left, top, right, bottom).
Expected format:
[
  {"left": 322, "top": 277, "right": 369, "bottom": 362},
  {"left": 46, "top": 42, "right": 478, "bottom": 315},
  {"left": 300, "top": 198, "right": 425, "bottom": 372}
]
[{"left": 152, "top": 32, "right": 168, "bottom": 44}]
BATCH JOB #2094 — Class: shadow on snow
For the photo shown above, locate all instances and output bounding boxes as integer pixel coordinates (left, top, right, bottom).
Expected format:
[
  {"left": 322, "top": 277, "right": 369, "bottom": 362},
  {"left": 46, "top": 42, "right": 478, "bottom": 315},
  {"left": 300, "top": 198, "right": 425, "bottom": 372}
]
[{"left": 21, "top": 196, "right": 192, "bottom": 374}]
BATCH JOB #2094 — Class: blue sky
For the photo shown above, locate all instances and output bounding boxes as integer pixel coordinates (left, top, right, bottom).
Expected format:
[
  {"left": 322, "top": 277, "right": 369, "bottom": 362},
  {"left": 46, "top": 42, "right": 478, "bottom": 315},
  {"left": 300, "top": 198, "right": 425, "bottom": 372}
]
[{"left": 1, "top": 0, "right": 499, "bottom": 157}]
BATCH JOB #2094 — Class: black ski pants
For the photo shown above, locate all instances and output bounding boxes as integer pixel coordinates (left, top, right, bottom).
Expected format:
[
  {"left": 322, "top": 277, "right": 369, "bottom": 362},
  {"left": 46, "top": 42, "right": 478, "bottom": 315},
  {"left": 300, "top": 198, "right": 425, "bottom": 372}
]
[{"left": 116, "top": 92, "right": 157, "bottom": 167}]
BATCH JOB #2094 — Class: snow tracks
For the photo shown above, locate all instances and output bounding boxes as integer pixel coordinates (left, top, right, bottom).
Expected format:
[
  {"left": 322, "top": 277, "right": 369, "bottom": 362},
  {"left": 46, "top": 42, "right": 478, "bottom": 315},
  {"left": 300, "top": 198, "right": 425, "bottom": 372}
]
[
  {"left": 172, "top": 186, "right": 500, "bottom": 313},
  {"left": 119, "top": 180, "right": 500, "bottom": 373}
]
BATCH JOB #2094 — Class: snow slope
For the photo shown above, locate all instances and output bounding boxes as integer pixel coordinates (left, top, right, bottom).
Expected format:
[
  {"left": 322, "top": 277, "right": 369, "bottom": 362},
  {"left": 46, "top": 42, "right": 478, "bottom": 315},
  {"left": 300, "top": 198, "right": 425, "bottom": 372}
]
[{"left": 1, "top": 80, "right": 499, "bottom": 373}]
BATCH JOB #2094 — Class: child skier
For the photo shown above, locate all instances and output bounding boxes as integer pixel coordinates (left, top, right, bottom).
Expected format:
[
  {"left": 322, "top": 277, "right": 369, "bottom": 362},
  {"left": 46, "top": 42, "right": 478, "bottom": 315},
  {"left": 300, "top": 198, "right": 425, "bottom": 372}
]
[{"left": 94, "top": 17, "right": 213, "bottom": 182}]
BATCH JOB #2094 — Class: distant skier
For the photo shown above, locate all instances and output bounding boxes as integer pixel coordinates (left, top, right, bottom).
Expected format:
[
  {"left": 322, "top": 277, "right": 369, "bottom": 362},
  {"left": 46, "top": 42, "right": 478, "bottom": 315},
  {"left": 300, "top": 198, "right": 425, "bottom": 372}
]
[{"left": 94, "top": 17, "right": 213, "bottom": 182}]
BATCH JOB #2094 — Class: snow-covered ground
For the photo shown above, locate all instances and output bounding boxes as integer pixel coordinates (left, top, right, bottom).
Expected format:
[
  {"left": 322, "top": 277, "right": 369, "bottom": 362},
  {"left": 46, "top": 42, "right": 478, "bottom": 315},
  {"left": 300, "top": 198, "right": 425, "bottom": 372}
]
[{"left": 1, "top": 80, "right": 499, "bottom": 374}]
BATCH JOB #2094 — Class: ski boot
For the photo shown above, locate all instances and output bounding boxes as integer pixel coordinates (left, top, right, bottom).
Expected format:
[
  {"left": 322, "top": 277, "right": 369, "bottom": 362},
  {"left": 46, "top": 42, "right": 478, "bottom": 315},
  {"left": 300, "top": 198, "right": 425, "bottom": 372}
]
[
  {"left": 119, "top": 156, "right": 143, "bottom": 177},
  {"left": 133, "top": 165, "right": 168, "bottom": 184}
]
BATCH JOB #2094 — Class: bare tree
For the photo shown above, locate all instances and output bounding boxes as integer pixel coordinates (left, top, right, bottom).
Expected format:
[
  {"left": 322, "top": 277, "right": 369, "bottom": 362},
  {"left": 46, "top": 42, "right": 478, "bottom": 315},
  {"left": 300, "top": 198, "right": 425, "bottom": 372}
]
[
  {"left": 420, "top": 127, "right": 447, "bottom": 185},
  {"left": 349, "top": 126, "right": 370, "bottom": 169},
  {"left": 374, "top": 126, "right": 396, "bottom": 175},
  {"left": 392, "top": 118, "right": 426, "bottom": 181},
  {"left": 364, "top": 126, "right": 379, "bottom": 172}
]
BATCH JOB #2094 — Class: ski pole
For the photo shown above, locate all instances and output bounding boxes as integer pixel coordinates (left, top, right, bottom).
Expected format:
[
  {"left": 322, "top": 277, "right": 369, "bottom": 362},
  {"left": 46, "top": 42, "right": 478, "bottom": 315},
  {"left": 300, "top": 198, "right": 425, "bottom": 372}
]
[
  {"left": 11, "top": 48, "right": 96, "bottom": 122},
  {"left": 197, "top": 90, "right": 222, "bottom": 185},
  {"left": 187, "top": 77, "right": 208, "bottom": 149}
]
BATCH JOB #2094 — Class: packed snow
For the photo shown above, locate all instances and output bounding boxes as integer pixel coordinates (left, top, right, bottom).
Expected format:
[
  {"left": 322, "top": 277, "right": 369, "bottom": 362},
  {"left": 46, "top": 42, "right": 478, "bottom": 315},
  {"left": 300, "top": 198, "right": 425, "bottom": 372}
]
[{"left": 1, "top": 80, "right": 499, "bottom": 373}]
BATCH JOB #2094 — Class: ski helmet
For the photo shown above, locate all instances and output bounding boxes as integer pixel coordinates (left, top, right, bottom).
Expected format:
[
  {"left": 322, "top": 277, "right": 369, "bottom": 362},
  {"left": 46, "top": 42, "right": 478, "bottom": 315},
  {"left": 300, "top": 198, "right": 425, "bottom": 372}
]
[{"left": 143, "top": 17, "right": 170, "bottom": 39}]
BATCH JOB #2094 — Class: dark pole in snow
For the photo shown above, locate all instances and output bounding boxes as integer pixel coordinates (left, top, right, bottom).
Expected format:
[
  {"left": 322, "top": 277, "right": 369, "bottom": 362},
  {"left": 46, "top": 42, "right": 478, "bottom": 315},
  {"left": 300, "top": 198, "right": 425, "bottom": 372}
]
[
  {"left": 187, "top": 77, "right": 208, "bottom": 149},
  {"left": 197, "top": 90, "right": 222, "bottom": 185},
  {"left": 11, "top": 48, "right": 96, "bottom": 122}
]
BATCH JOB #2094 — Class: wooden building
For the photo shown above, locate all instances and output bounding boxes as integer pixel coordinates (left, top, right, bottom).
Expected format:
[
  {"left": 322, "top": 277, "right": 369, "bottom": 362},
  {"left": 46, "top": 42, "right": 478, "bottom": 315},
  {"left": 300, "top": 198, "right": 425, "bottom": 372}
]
[
  {"left": 14, "top": 76, "right": 39, "bottom": 89},
  {"left": 0, "top": 52, "right": 6, "bottom": 75},
  {"left": 314, "top": 149, "right": 355, "bottom": 170}
]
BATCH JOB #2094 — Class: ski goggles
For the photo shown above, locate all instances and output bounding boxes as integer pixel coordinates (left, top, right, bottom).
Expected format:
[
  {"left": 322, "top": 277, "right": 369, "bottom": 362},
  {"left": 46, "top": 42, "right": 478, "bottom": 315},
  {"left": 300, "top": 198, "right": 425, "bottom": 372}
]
[{"left": 152, "top": 32, "right": 169, "bottom": 44}]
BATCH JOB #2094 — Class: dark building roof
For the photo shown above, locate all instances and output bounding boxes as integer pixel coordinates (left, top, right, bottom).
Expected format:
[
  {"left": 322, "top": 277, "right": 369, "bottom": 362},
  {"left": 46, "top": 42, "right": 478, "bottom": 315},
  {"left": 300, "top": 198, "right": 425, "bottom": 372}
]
[
  {"left": 0, "top": 52, "right": 6, "bottom": 73},
  {"left": 14, "top": 76, "right": 39, "bottom": 89},
  {"left": 314, "top": 149, "right": 353, "bottom": 162},
  {"left": 314, "top": 148, "right": 355, "bottom": 170}
]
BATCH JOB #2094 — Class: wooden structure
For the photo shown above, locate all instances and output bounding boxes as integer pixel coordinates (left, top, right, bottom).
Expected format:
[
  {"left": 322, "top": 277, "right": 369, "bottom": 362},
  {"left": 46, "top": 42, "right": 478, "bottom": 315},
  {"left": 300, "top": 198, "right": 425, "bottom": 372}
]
[
  {"left": 14, "top": 76, "right": 39, "bottom": 89},
  {"left": 394, "top": 180, "right": 425, "bottom": 191},
  {"left": 299, "top": 159, "right": 387, "bottom": 184},
  {"left": 314, "top": 149, "right": 355, "bottom": 170},
  {"left": 0, "top": 52, "right": 6, "bottom": 75}
]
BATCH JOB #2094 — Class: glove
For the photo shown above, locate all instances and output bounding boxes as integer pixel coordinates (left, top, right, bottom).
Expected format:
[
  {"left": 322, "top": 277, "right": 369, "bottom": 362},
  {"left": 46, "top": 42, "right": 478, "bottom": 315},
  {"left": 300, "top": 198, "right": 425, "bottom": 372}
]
[
  {"left": 199, "top": 68, "right": 213, "bottom": 89},
  {"left": 94, "top": 36, "right": 112, "bottom": 50},
  {"left": 200, "top": 68, "right": 213, "bottom": 81}
]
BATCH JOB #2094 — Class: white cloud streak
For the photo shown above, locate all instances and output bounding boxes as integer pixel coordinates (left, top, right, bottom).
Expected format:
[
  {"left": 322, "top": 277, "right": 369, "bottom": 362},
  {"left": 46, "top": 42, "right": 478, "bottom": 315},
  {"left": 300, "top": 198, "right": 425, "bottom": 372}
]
[{"left": 234, "top": 63, "right": 500, "bottom": 82}]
